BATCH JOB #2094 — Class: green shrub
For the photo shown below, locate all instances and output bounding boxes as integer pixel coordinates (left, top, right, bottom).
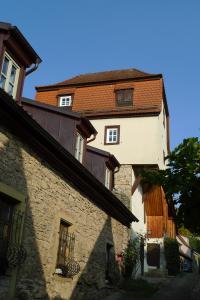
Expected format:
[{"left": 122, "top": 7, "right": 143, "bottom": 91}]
[
  {"left": 122, "top": 238, "right": 139, "bottom": 278},
  {"left": 164, "top": 237, "right": 180, "bottom": 275},
  {"left": 189, "top": 237, "right": 200, "bottom": 253}
]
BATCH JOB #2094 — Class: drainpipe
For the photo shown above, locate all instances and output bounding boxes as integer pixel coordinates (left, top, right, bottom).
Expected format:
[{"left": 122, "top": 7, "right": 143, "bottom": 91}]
[
  {"left": 87, "top": 133, "right": 97, "bottom": 144},
  {"left": 114, "top": 166, "right": 120, "bottom": 174},
  {"left": 25, "top": 58, "right": 41, "bottom": 77}
]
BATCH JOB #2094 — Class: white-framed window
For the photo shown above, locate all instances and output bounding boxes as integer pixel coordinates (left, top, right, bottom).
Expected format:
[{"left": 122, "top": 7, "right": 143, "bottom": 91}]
[
  {"left": 59, "top": 95, "right": 72, "bottom": 107},
  {"left": 105, "top": 126, "right": 120, "bottom": 144},
  {"left": 105, "top": 167, "right": 111, "bottom": 189},
  {"left": 74, "top": 132, "right": 84, "bottom": 162},
  {"left": 0, "top": 52, "right": 20, "bottom": 99}
]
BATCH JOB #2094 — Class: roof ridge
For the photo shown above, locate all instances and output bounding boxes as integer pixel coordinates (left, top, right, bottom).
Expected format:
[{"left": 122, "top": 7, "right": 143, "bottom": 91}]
[
  {"left": 36, "top": 68, "right": 162, "bottom": 90},
  {"left": 69, "top": 67, "right": 152, "bottom": 77}
]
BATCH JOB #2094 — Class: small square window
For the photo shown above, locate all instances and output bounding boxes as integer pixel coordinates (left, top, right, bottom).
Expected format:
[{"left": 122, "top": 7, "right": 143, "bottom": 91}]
[
  {"left": 104, "top": 126, "right": 120, "bottom": 145},
  {"left": 115, "top": 89, "right": 133, "bottom": 106},
  {"left": 59, "top": 95, "right": 72, "bottom": 107}
]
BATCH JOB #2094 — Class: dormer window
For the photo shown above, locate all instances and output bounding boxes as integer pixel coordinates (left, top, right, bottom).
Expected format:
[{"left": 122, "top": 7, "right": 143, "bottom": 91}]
[
  {"left": 59, "top": 95, "right": 72, "bottom": 107},
  {"left": 115, "top": 89, "right": 133, "bottom": 106},
  {"left": 0, "top": 52, "right": 20, "bottom": 99}
]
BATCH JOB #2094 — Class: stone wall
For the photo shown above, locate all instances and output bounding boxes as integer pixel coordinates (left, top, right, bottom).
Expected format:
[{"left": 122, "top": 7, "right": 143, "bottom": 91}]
[
  {"left": 0, "top": 125, "right": 129, "bottom": 300},
  {"left": 113, "top": 165, "right": 133, "bottom": 209}
]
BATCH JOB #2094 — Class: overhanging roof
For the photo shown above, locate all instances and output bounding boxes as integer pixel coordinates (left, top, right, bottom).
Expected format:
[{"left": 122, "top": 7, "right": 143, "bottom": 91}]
[{"left": 0, "top": 89, "right": 138, "bottom": 226}]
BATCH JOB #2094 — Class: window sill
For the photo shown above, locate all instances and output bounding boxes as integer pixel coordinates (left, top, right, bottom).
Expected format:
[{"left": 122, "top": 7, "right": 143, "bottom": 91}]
[{"left": 53, "top": 273, "right": 73, "bottom": 282}]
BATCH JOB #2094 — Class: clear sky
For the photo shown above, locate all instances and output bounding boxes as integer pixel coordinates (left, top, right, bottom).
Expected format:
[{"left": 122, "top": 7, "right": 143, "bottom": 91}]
[{"left": 1, "top": 0, "right": 200, "bottom": 149}]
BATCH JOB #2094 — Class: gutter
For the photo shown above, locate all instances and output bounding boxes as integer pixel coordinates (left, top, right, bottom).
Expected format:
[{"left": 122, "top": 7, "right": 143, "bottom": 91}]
[{"left": 25, "top": 58, "right": 41, "bottom": 77}]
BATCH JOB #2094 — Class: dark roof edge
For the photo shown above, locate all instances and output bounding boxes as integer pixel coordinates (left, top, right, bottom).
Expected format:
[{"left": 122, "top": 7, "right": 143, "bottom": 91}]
[
  {"left": 1, "top": 89, "right": 137, "bottom": 226},
  {"left": 0, "top": 22, "right": 42, "bottom": 64},
  {"left": 87, "top": 145, "right": 111, "bottom": 157},
  {"left": 22, "top": 97, "right": 82, "bottom": 119},
  {"left": 87, "top": 145, "right": 120, "bottom": 167},
  {"left": 22, "top": 98, "right": 97, "bottom": 136},
  {"left": 84, "top": 110, "right": 160, "bottom": 119},
  {"left": 35, "top": 74, "right": 163, "bottom": 91}
]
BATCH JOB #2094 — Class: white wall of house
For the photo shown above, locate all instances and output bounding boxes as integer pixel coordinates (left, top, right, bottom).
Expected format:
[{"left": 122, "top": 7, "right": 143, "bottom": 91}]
[
  {"left": 131, "top": 184, "right": 146, "bottom": 237},
  {"left": 89, "top": 104, "right": 168, "bottom": 169}
]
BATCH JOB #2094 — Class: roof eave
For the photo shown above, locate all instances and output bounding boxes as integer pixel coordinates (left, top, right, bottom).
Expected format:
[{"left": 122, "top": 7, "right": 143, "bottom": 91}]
[
  {"left": 1, "top": 89, "right": 137, "bottom": 226},
  {"left": 35, "top": 74, "right": 163, "bottom": 92}
]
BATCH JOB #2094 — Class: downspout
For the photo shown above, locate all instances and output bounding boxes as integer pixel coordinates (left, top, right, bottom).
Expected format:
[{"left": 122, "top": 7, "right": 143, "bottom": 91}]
[
  {"left": 114, "top": 166, "right": 120, "bottom": 174},
  {"left": 25, "top": 58, "right": 41, "bottom": 77},
  {"left": 87, "top": 133, "right": 97, "bottom": 144}
]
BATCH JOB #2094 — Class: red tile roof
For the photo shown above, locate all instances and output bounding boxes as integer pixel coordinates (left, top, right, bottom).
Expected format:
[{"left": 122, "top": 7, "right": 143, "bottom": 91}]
[{"left": 36, "top": 68, "right": 161, "bottom": 90}]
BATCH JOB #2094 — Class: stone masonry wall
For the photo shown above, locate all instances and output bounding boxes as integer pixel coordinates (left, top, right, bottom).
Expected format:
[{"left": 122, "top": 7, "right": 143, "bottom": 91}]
[
  {"left": 0, "top": 125, "right": 129, "bottom": 300},
  {"left": 113, "top": 165, "right": 133, "bottom": 209}
]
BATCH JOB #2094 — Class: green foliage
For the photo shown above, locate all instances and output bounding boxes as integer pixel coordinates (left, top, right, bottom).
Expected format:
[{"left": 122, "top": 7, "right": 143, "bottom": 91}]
[
  {"left": 164, "top": 237, "right": 180, "bottom": 275},
  {"left": 122, "top": 238, "right": 139, "bottom": 278},
  {"left": 189, "top": 237, "right": 200, "bottom": 253},
  {"left": 142, "top": 137, "right": 200, "bottom": 234},
  {"left": 178, "top": 226, "right": 193, "bottom": 237}
]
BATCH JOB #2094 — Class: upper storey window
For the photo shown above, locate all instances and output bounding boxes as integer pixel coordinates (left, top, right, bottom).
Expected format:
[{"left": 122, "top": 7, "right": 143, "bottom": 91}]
[
  {"left": 115, "top": 89, "right": 133, "bottom": 106},
  {"left": 0, "top": 52, "right": 20, "bottom": 99},
  {"left": 59, "top": 95, "right": 72, "bottom": 107},
  {"left": 104, "top": 126, "right": 120, "bottom": 145}
]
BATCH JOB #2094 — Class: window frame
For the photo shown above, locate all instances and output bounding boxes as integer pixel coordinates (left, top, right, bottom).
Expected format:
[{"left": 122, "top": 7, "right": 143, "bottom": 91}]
[
  {"left": 74, "top": 131, "right": 84, "bottom": 162},
  {"left": 115, "top": 88, "right": 133, "bottom": 107},
  {"left": 0, "top": 51, "right": 20, "bottom": 99},
  {"left": 104, "top": 125, "right": 120, "bottom": 145},
  {"left": 59, "top": 95, "right": 73, "bottom": 107},
  {"left": 56, "top": 220, "right": 72, "bottom": 267},
  {"left": 105, "top": 167, "right": 111, "bottom": 189}
]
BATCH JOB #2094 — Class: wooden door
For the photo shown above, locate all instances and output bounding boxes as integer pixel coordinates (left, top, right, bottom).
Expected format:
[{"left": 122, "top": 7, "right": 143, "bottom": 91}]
[{"left": 147, "top": 243, "right": 160, "bottom": 268}]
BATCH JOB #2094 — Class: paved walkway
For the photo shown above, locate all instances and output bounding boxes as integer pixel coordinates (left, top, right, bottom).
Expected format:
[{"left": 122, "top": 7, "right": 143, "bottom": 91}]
[
  {"left": 104, "top": 273, "right": 199, "bottom": 300},
  {"left": 150, "top": 273, "right": 198, "bottom": 300}
]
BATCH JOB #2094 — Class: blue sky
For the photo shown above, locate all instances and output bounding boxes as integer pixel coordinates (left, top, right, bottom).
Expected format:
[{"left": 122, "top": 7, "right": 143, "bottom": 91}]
[{"left": 1, "top": 0, "right": 200, "bottom": 149}]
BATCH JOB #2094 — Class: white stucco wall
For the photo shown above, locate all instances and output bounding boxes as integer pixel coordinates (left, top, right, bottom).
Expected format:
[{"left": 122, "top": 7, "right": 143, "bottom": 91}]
[
  {"left": 131, "top": 183, "right": 146, "bottom": 237},
  {"left": 89, "top": 108, "right": 168, "bottom": 169}
]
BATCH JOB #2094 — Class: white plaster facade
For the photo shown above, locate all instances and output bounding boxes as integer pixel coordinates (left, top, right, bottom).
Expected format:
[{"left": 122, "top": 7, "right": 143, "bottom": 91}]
[
  {"left": 89, "top": 102, "right": 168, "bottom": 169},
  {"left": 88, "top": 100, "right": 169, "bottom": 276}
]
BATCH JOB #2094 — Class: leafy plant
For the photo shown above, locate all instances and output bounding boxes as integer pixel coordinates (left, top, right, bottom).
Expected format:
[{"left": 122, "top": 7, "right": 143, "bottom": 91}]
[
  {"left": 142, "top": 137, "right": 200, "bottom": 234},
  {"left": 189, "top": 237, "right": 200, "bottom": 253},
  {"left": 164, "top": 237, "right": 180, "bottom": 275},
  {"left": 122, "top": 238, "right": 139, "bottom": 278}
]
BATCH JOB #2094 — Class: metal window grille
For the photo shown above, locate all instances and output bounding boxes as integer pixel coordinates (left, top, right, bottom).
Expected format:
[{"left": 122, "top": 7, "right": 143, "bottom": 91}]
[
  {"left": 0, "top": 201, "right": 26, "bottom": 273},
  {"left": 56, "top": 222, "right": 80, "bottom": 277}
]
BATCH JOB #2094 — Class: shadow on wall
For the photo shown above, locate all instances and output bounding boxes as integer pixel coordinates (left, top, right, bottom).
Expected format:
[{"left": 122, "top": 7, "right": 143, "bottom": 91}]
[
  {"left": 0, "top": 126, "right": 121, "bottom": 300},
  {"left": 70, "top": 217, "right": 120, "bottom": 300},
  {"left": 0, "top": 127, "right": 48, "bottom": 300}
]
